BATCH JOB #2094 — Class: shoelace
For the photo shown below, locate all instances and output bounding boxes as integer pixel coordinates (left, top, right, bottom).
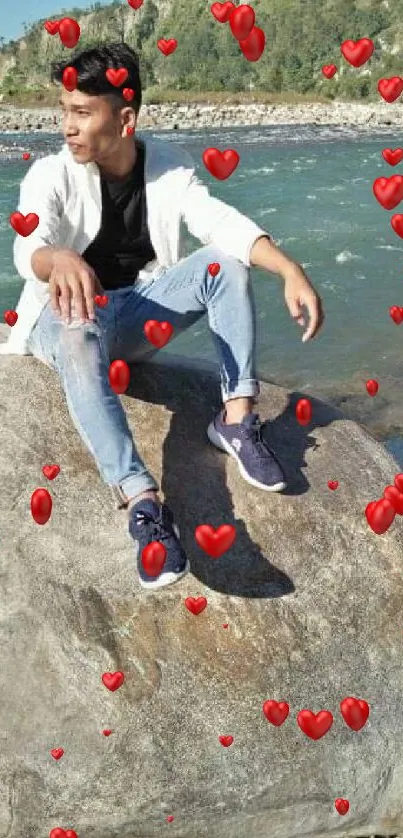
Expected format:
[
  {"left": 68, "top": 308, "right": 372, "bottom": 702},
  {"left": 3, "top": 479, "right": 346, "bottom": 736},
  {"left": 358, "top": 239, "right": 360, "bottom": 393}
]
[
  {"left": 136, "top": 511, "right": 173, "bottom": 543},
  {"left": 244, "top": 419, "right": 276, "bottom": 458}
]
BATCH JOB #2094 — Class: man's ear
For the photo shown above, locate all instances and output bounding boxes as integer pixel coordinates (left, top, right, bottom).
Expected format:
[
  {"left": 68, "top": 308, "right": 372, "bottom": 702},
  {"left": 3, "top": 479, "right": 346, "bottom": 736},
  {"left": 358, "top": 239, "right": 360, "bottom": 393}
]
[{"left": 121, "top": 106, "right": 136, "bottom": 137}]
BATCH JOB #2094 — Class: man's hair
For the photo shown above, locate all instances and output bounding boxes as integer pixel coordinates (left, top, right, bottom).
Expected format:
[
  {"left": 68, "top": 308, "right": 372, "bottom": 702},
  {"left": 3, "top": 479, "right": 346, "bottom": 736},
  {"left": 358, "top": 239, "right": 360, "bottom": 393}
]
[{"left": 51, "top": 42, "right": 142, "bottom": 116}]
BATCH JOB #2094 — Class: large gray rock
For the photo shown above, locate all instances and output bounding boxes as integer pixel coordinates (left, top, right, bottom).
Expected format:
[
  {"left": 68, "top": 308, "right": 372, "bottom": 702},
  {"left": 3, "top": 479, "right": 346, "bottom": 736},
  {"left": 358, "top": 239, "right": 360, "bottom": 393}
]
[{"left": 1, "top": 323, "right": 403, "bottom": 838}]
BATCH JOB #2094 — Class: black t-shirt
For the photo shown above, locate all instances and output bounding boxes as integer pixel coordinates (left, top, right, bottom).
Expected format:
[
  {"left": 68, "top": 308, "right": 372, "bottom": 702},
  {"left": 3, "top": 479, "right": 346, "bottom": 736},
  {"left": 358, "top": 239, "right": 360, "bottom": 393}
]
[{"left": 83, "top": 139, "right": 157, "bottom": 290}]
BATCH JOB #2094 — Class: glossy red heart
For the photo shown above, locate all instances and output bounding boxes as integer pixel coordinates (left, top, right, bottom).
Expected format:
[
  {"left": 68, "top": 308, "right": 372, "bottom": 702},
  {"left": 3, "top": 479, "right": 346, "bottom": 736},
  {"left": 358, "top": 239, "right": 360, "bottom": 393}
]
[
  {"left": 166, "top": 815, "right": 174, "bottom": 822},
  {"left": 339, "top": 696, "right": 370, "bottom": 731},
  {"left": 219, "top": 735, "right": 233, "bottom": 747},
  {"left": 109, "top": 359, "right": 130, "bottom": 394},
  {"left": 102, "top": 671, "right": 125, "bottom": 691},
  {"left": 322, "top": 64, "right": 337, "bottom": 79},
  {"left": 4, "top": 310, "right": 18, "bottom": 326},
  {"left": 22, "top": 152, "right": 31, "bottom": 160},
  {"left": 106, "top": 67, "right": 128, "bottom": 87},
  {"left": 295, "top": 397, "right": 312, "bottom": 426},
  {"left": 373, "top": 175, "right": 403, "bottom": 209},
  {"left": 103, "top": 729, "right": 113, "bottom": 735},
  {"left": 239, "top": 26, "right": 266, "bottom": 62},
  {"left": 335, "top": 798, "right": 350, "bottom": 816},
  {"left": 50, "top": 748, "right": 64, "bottom": 760},
  {"left": 126, "top": 0, "right": 143, "bottom": 7},
  {"left": 202, "top": 147, "right": 240, "bottom": 179},
  {"left": 391, "top": 213, "right": 403, "bottom": 237},
  {"left": 328, "top": 480, "right": 339, "bottom": 491},
  {"left": 394, "top": 473, "right": 403, "bottom": 493},
  {"left": 31, "top": 488, "right": 52, "bottom": 525},
  {"left": 208, "top": 262, "right": 221, "bottom": 276},
  {"left": 222, "top": 623, "right": 229, "bottom": 628},
  {"left": 44, "top": 20, "right": 60, "bottom": 35},
  {"left": 123, "top": 87, "right": 135, "bottom": 101},
  {"left": 184, "top": 596, "right": 208, "bottom": 615},
  {"left": 384, "top": 485, "right": 403, "bottom": 515},
  {"left": 382, "top": 148, "right": 403, "bottom": 166},
  {"left": 50, "top": 829, "right": 78, "bottom": 838},
  {"left": 95, "top": 294, "right": 109, "bottom": 307},
  {"left": 127, "top": 126, "right": 135, "bottom": 136},
  {"left": 157, "top": 39, "right": 178, "bottom": 56},
  {"left": 10, "top": 211, "right": 39, "bottom": 237},
  {"left": 262, "top": 700, "right": 290, "bottom": 726},
  {"left": 62, "top": 66, "right": 78, "bottom": 92},
  {"left": 195, "top": 524, "right": 236, "bottom": 557},
  {"left": 210, "top": 1, "right": 235, "bottom": 23},
  {"left": 42, "top": 464, "right": 60, "bottom": 480},
  {"left": 141, "top": 541, "right": 167, "bottom": 576},
  {"left": 389, "top": 305, "right": 403, "bottom": 324},
  {"left": 341, "top": 38, "right": 374, "bottom": 67},
  {"left": 378, "top": 77, "right": 403, "bottom": 103},
  {"left": 297, "top": 709, "right": 333, "bottom": 740},
  {"left": 365, "top": 498, "right": 395, "bottom": 534},
  {"left": 58, "top": 17, "right": 80, "bottom": 48},
  {"left": 366, "top": 378, "right": 378, "bottom": 396},
  {"left": 143, "top": 319, "right": 173, "bottom": 348},
  {"left": 229, "top": 4, "right": 255, "bottom": 41}
]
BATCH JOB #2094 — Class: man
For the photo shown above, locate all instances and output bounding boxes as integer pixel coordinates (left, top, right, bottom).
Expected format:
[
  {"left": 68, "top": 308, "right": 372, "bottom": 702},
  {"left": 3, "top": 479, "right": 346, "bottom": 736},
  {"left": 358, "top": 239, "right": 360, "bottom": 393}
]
[{"left": 1, "top": 42, "right": 325, "bottom": 589}]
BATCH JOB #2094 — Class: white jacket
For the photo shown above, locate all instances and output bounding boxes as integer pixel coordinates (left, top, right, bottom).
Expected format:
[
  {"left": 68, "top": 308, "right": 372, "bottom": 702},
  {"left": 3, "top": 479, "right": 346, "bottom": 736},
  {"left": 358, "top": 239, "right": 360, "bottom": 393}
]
[{"left": 0, "top": 134, "right": 268, "bottom": 356}]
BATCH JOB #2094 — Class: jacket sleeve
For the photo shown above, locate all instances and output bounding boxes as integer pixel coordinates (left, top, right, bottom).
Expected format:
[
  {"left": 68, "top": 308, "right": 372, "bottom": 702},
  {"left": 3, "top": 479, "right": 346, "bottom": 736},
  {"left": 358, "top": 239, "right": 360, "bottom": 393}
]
[
  {"left": 179, "top": 154, "right": 271, "bottom": 267},
  {"left": 13, "top": 157, "right": 63, "bottom": 281}
]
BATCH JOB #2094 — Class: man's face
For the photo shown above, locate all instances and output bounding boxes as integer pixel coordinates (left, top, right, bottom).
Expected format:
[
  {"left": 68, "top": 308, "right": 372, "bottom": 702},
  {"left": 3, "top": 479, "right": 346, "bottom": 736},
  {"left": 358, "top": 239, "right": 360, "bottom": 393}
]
[{"left": 60, "top": 88, "right": 132, "bottom": 164}]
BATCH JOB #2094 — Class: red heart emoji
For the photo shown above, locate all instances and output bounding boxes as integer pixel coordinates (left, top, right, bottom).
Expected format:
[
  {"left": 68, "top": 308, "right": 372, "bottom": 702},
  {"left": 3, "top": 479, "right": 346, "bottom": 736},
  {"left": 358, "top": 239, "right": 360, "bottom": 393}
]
[
  {"left": 44, "top": 20, "right": 60, "bottom": 35},
  {"left": 102, "top": 671, "right": 125, "bottom": 691},
  {"left": 394, "top": 473, "right": 403, "bottom": 493},
  {"left": 127, "top": 126, "right": 135, "bottom": 136},
  {"left": 126, "top": 0, "right": 143, "bottom": 7},
  {"left": 184, "top": 596, "right": 207, "bottom": 615},
  {"left": 106, "top": 67, "right": 128, "bottom": 87},
  {"left": 102, "top": 729, "right": 113, "bottom": 736},
  {"left": 229, "top": 4, "right": 255, "bottom": 41},
  {"left": 62, "top": 67, "right": 78, "bottom": 92},
  {"left": 296, "top": 397, "right": 312, "bottom": 426},
  {"left": 328, "top": 480, "right": 339, "bottom": 490},
  {"left": 22, "top": 152, "right": 31, "bottom": 160},
  {"left": 322, "top": 64, "right": 337, "bottom": 79},
  {"left": 202, "top": 147, "right": 240, "bottom": 179},
  {"left": 208, "top": 262, "right": 221, "bottom": 276},
  {"left": 4, "top": 310, "right": 18, "bottom": 327},
  {"left": 391, "top": 213, "right": 403, "bottom": 237},
  {"left": 42, "top": 464, "right": 60, "bottom": 480},
  {"left": 262, "top": 700, "right": 290, "bottom": 726},
  {"left": 10, "top": 211, "right": 39, "bottom": 237},
  {"left": 239, "top": 26, "right": 266, "bottom": 62},
  {"left": 211, "top": 1, "right": 235, "bottom": 23},
  {"left": 157, "top": 39, "right": 178, "bottom": 56},
  {"left": 123, "top": 87, "right": 135, "bottom": 101},
  {"left": 222, "top": 623, "right": 228, "bottom": 628},
  {"left": 372, "top": 175, "right": 403, "bottom": 209},
  {"left": 141, "top": 541, "right": 167, "bottom": 576},
  {"left": 339, "top": 696, "right": 370, "bottom": 731},
  {"left": 195, "top": 524, "right": 236, "bottom": 557},
  {"left": 340, "top": 38, "right": 374, "bottom": 67},
  {"left": 335, "top": 798, "right": 350, "bottom": 816},
  {"left": 366, "top": 378, "right": 378, "bottom": 396},
  {"left": 378, "top": 76, "right": 403, "bottom": 103},
  {"left": 382, "top": 148, "right": 403, "bottom": 166},
  {"left": 384, "top": 485, "right": 403, "bottom": 515},
  {"left": 365, "top": 498, "right": 395, "bottom": 534},
  {"left": 95, "top": 294, "right": 109, "bottom": 307},
  {"left": 219, "top": 735, "right": 233, "bottom": 747},
  {"left": 50, "top": 830, "right": 78, "bottom": 838},
  {"left": 31, "top": 488, "right": 52, "bottom": 525},
  {"left": 166, "top": 815, "right": 174, "bottom": 822},
  {"left": 58, "top": 17, "right": 81, "bottom": 48},
  {"left": 389, "top": 305, "right": 403, "bottom": 324},
  {"left": 109, "top": 359, "right": 130, "bottom": 394},
  {"left": 297, "top": 709, "right": 334, "bottom": 740},
  {"left": 143, "top": 319, "right": 174, "bottom": 348},
  {"left": 51, "top": 748, "right": 64, "bottom": 760}
]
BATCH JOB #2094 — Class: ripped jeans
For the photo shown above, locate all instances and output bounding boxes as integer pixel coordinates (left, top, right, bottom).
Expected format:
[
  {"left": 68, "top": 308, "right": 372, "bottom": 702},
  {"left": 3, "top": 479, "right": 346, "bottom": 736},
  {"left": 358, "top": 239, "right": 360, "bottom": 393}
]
[{"left": 27, "top": 244, "right": 260, "bottom": 509}]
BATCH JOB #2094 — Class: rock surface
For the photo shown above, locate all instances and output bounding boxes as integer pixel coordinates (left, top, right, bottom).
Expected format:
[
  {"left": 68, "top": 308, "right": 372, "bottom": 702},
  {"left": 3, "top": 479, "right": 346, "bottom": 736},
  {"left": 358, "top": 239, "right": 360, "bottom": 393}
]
[{"left": 1, "top": 323, "right": 403, "bottom": 838}]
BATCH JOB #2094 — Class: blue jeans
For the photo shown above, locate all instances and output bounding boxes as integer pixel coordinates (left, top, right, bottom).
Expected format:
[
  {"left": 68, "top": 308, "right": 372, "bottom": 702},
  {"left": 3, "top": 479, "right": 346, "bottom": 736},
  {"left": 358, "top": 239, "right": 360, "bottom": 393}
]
[{"left": 27, "top": 244, "right": 260, "bottom": 509}]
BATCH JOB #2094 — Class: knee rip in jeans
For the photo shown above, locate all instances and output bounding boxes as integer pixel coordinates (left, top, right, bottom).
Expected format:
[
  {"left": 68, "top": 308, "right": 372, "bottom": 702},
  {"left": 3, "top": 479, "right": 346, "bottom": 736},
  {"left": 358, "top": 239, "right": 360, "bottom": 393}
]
[{"left": 59, "top": 320, "right": 104, "bottom": 363}]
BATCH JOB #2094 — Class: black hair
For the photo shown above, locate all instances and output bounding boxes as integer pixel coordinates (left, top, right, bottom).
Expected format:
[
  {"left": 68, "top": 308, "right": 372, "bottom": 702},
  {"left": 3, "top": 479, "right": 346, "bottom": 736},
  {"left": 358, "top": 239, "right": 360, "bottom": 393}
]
[{"left": 51, "top": 42, "right": 142, "bottom": 115}]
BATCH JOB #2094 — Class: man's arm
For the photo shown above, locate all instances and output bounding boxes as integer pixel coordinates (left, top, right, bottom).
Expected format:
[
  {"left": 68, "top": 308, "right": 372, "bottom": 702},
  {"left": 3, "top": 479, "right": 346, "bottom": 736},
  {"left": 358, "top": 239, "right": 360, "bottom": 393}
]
[
  {"left": 13, "top": 158, "right": 62, "bottom": 281},
  {"left": 249, "top": 234, "right": 303, "bottom": 280},
  {"left": 31, "top": 246, "right": 58, "bottom": 282}
]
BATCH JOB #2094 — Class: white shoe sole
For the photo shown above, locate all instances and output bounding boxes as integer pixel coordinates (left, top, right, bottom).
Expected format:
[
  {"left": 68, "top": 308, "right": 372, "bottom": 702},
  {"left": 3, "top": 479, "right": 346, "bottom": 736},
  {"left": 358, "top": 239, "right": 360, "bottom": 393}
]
[
  {"left": 207, "top": 420, "right": 287, "bottom": 493},
  {"left": 138, "top": 524, "right": 191, "bottom": 590}
]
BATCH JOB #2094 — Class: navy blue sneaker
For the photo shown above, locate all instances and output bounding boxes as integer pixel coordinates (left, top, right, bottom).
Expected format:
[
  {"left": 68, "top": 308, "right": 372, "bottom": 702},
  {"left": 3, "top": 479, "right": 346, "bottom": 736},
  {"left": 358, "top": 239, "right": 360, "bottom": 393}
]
[
  {"left": 207, "top": 410, "right": 287, "bottom": 492},
  {"left": 128, "top": 498, "right": 190, "bottom": 589}
]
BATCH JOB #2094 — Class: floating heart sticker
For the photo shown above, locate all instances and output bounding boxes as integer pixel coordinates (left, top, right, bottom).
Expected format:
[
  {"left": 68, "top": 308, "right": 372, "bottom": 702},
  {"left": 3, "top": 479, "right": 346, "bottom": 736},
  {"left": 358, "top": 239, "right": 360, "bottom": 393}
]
[
  {"left": 184, "top": 596, "right": 208, "bottom": 615},
  {"left": 127, "top": 126, "right": 135, "bottom": 135},
  {"left": 42, "top": 464, "right": 60, "bottom": 480},
  {"left": 296, "top": 397, "right": 312, "bottom": 426},
  {"left": 103, "top": 729, "right": 113, "bottom": 735},
  {"left": 328, "top": 480, "right": 339, "bottom": 490},
  {"left": 373, "top": 175, "right": 403, "bottom": 209},
  {"left": 50, "top": 748, "right": 64, "bottom": 760},
  {"left": 384, "top": 485, "right": 403, "bottom": 514},
  {"left": 144, "top": 319, "right": 174, "bottom": 348},
  {"left": 4, "top": 310, "right": 18, "bottom": 326},
  {"left": 222, "top": 623, "right": 229, "bottom": 628},
  {"left": 378, "top": 77, "right": 403, "bottom": 103},
  {"left": 44, "top": 20, "right": 60, "bottom": 35},
  {"left": 229, "top": 4, "right": 255, "bottom": 41},
  {"left": 58, "top": 17, "right": 81, "bottom": 48},
  {"left": 95, "top": 294, "right": 108, "bottom": 307},
  {"left": 365, "top": 498, "right": 395, "bottom": 534},
  {"left": 390, "top": 305, "right": 403, "bottom": 324},
  {"left": 394, "top": 473, "right": 403, "bottom": 493},
  {"left": 219, "top": 735, "right": 233, "bottom": 747},
  {"left": 339, "top": 696, "right": 370, "bottom": 730},
  {"left": 123, "top": 87, "right": 135, "bottom": 101},
  {"left": 142, "top": 542, "right": 167, "bottom": 576},
  {"left": 22, "top": 152, "right": 31, "bottom": 160},
  {"left": 157, "top": 39, "right": 178, "bottom": 56},
  {"left": 102, "top": 671, "right": 125, "bottom": 691},
  {"left": 211, "top": 1, "right": 235, "bottom": 23},
  {"left": 322, "top": 64, "right": 337, "bottom": 78},
  {"left": 297, "top": 709, "right": 334, "bottom": 740},
  {"left": 366, "top": 379, "right": 378, "bottom": 396},
  {"left": 208, "top": 262, "right": 221, "bottom": 276},
  {"left": 106, "top": 67, "right": 128, "bottom": 86},
  {"left": 391, "top": 213, "right": 403, "bottom": 238},
  {"left": 10, "top": 212, "right": 39, "bottom": 237},
  {"left": 382, "top": 148, "right": 403, "bottom": 166},
  {"left": 335, "top": 799, "right": 350, "bottom": 816},
  {"left": 239, "top": 26, "right": 266, "bottom": 62},
  {"left": 31, "top": 488, "right": 52, "bottom": 525},
  {"left": 262, "top": 700, "right": 290, "bottom": 726},
  {"left": 195, "top": 524, "right": 236, "bottom": 557},
  {"left": 109, "top": 359, "right": 130, "bottom": 394},
  {"left": 166, "top": 815, "right": 174, "bottom": 822},
  {"left": 203, "top": 147, "right": 240, "bottom": 179},
  {"left": 49, "top": 829, "right": 78, "bottom": 838},
  {"left": 62, "top": 67, "right": 78, "bottom": 92},
  {"left": 127, "top": 0, "right": 143, "bottom": 7},
  {"left": 340, "top": 38, "right": 374, "bottom": 67}
]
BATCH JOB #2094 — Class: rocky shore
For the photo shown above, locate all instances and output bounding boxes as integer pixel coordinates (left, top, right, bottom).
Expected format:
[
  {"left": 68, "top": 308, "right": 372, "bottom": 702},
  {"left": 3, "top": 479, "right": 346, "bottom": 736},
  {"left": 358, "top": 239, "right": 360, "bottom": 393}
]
[{"left": 1, "top": 99, "right": 403, "bottom": 133}]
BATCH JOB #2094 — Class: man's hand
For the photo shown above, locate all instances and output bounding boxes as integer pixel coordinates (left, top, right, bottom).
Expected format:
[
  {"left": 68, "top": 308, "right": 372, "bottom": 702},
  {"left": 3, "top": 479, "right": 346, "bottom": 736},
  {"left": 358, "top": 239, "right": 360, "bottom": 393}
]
[
  {"left": 283, "top": 265, "right": 325, "bottom": 343},
  {"left": 49, "top": 249, "right": 104, "bottom": 323}
]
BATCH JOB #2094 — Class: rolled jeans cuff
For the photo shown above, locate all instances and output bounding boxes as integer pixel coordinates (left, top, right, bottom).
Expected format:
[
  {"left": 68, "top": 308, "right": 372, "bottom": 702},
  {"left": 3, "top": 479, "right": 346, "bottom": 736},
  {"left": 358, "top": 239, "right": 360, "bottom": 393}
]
[
  {"left": 111, "top": 475, "right": 160, "bottom": 510},
  {"left": 221, "top": 379, "right": 260, "bottom": 405}
]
